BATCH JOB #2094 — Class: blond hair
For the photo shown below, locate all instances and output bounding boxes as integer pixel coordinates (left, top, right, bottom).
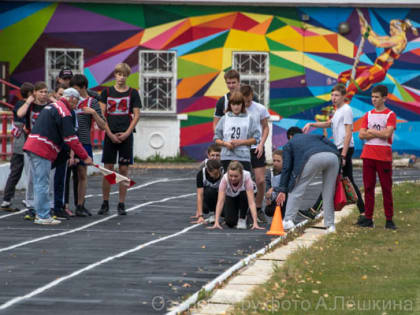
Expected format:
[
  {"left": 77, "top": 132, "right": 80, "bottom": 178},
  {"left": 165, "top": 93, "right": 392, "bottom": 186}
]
[{"left": 114, "top": 63, "right": 131, "bottom": 76}]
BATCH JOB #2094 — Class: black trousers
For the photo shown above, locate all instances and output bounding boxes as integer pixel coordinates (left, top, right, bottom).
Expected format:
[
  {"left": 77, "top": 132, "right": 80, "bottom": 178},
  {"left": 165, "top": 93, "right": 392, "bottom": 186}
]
[
  {"left": 3, "top": 153, "right": 24, "bottom": 202},
  {"left": 223, "top": 191, "right": 248, "bottom": 228},
  {"left": 65, "top": 165, "right": 78, "bottom": 207},
  {"left": 203, "top": 187, "right": 218, "bottom": 214}
]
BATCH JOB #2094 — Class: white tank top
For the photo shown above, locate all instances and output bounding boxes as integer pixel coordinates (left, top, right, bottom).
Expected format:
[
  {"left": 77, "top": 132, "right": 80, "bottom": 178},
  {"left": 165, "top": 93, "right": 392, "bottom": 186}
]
[
  {"left": 202, "top": 167, "right": 223, "bottom": 189},
  {"left": 365, "top": 110, "right": 393, "bottom": 147},
  {"left": 223, "top": 114, "right": 250, "bottom": 153},
  {"left": 224, "top": 170, "right": 252, "bottom": 197}
]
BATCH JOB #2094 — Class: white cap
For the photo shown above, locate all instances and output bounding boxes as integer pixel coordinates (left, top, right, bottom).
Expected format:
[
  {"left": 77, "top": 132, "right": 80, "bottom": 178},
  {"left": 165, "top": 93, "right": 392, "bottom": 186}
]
[{"left": 63, "top": 88, "right": 80, "bottom": 100}]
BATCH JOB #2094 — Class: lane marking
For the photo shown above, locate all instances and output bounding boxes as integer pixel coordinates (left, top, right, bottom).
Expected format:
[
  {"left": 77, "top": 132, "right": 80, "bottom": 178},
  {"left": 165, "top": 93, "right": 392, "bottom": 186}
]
[
  {"left": 0, "top": 213, "right": 201, "bottom": 310},
  {"left": 0, "top": 177, "right": 192, "bottom": 220},
  {"left": 0, "top": 193, "right": 195, "bottom": 254}
]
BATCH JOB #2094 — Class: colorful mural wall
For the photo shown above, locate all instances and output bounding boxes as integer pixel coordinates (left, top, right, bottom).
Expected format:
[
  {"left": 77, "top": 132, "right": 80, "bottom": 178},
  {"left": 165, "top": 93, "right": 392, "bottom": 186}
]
[{"left": 1, "top": 2, "right": 420, "bottom": 160}]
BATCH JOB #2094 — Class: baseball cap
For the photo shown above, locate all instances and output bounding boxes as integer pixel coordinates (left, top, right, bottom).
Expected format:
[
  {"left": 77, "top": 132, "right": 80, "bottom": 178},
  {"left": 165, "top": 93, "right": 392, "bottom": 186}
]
[
  {"left": 59, "top": 68, "right": 73, "bottom": 79},
  {"left": 63, "top": 88, "right": 80, "bottom": 100}
]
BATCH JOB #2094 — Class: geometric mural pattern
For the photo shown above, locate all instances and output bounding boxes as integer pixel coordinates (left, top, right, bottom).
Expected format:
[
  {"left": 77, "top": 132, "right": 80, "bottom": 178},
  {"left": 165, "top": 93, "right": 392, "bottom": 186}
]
[{"left": 1, "top": 2, "right": 419, "bottom": 159}]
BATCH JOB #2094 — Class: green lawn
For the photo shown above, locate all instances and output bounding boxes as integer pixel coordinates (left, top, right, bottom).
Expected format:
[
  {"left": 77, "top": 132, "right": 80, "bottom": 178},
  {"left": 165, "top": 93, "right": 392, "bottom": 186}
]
[{"left": 231, "top": 182, "right": 420, "bottom": 314}]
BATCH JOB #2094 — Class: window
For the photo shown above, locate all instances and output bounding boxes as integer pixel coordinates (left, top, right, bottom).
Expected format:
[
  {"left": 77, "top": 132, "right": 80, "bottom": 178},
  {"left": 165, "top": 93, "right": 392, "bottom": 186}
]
[
  {"left": 139, "top": 50, "right": 177, "bottom": 113},
  {"left": 45, "top": 48, "right": 84, "bottom": 91},
  {"left": 232, "top": 52, "right": 269, "bottom": 106}
]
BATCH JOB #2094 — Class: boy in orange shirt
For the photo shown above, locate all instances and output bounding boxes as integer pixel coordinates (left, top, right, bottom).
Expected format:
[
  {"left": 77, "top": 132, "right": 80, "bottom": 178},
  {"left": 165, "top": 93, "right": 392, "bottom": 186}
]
[{"left": 358, "top": 85, "right": 397, "bottom": 229}]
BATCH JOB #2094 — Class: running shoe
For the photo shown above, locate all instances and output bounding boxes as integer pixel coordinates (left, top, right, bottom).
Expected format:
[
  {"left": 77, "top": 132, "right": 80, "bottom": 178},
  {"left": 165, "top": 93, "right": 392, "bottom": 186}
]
[
  {"left": 34, "top": 217, "right": 61, "bottom": 225},
  {"left": 283, "top": 220, "right": 295, "bottom": 230},
  {"left": 385, "top": 220, "right": 397, "bottom": 230},
  {"left": 236, "top": 218, "right": 247, "bottom": 229},
  {"left": 117, "top": 203, "right": 127, "bottom": 215},
  {"left": 357, "top": 217, "right": 374, "bottom": 228},
  {"left": 257, "top": 209, "right": 267, "bottom": 223},
  {"left": 298, "top": 208, "right": 317, "bottom": 220},
  {"left": 24, "top": 208, "right": 36, "bottom": 221},
  {"left": 97, "top": 201, "right": 109, "bottom": 215}
]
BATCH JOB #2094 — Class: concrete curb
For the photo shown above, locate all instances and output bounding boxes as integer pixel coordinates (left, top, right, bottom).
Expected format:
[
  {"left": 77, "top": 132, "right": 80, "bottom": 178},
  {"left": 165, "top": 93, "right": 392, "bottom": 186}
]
[{"left": 183, "top": 206, "right": 354, "bottom": 315}]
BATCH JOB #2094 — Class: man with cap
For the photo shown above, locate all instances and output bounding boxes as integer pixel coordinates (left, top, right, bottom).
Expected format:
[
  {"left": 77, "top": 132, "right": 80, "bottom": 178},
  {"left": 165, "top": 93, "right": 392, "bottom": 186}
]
[
  {"left": 23, "top": 88, "right": 93, "bottom": 225},
  {"left": 57, "top": 68, "right": 73, "bottom": 88}
]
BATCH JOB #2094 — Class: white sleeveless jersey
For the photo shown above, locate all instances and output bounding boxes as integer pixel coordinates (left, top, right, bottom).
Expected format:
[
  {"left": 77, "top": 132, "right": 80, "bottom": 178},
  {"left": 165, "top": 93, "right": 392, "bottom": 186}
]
[
  {"left": 365, "top": 110, "right": 394, "bottom": 147},
  {"left": 224, "top": 170, "right": 252, "bottom": 197},
  {"left": 202, "top": 167, "right": 223, "bottom": 189}
]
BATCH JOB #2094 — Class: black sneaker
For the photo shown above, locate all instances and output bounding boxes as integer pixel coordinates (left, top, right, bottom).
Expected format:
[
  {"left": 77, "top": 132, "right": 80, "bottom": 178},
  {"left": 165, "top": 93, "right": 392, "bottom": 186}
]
[
  {"left": 117, "top": 203, "right": 127, "bottom": 215},
  {"left": 357, "top": 217, "right": 374, "bottom": 228},
  {"left": 355, "top": 214, "right": 366, "bottom": 225},
  {"left": 53, "top": 209, "right": 70, "bottom": 220},
  {"left": 298, "top": 208, "right": 317, "bottom": 220},
  {"left": 24, "top": 208, "right": 36, "bottom": 221},
  {"left": 385, "top": 220, "right": 397, "bottom": 230},
  {"left": 79, "top": 205, "right": 92, "bottom": 217},
  {"left": 97, "top": 201, "right": 109, "bottom": 215},
  {"left": 257, "top": 209, "right": 266, "bottom": 223},
  {"left": 75, "top": 205, "right": 88, "bottom": 217}
]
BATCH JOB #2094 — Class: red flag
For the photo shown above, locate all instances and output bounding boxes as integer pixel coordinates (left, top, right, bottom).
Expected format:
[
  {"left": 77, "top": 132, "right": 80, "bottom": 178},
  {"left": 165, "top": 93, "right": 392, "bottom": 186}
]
[{"left": 93, "top": 164, "right": 135, "bottom": 187}]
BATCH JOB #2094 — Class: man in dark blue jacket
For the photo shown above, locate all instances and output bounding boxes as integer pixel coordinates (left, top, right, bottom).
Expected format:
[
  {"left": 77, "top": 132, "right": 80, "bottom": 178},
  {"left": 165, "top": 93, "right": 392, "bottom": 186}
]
[{"left": 275, "top": 127, "right": 340, "bottom": 233}]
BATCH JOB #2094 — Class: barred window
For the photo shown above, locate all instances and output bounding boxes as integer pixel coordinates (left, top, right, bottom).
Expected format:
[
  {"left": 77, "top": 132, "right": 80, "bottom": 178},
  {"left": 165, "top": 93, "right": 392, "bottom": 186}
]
[
  {"left": 45, "top": 48, "right": 84, "bottom": 91},
  {"left": 139, "top": 51, "right": 177, "bottom": 113},
  {"left": 0, "top": 62, "right": 8, "bottom": 104},
  {"left": 232, "top": 52, "right": 269, "bottom": 106}
]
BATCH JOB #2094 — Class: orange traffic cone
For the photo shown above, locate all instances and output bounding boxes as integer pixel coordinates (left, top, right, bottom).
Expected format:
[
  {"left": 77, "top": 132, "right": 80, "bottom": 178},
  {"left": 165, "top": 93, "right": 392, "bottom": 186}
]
[{"left": 266, "top": 205, "right": 285, "bottom": 236}]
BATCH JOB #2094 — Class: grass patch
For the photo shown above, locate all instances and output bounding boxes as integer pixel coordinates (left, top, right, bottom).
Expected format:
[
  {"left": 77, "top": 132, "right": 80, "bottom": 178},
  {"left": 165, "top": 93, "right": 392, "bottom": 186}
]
[
  {"left": 230, "top": 182, "right": 420, "bottom": 314},
  {"left": 133, "top": 153, "right": 195, "bottom": 163}
]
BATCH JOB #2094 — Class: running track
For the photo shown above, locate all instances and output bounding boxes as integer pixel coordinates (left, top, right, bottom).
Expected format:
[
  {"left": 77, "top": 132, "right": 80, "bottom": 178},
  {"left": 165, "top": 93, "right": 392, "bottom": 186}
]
[{"left": 1, "top": 167, "right": 419, "bottom": 314}]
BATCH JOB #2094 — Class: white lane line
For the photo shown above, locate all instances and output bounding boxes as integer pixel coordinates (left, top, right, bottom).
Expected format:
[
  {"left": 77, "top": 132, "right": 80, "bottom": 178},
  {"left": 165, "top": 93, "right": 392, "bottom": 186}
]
[
  {"left": 84, "top": 177, "right": 191, "bottom": 198},
  {"left": 309, "top": 181, "right": 322, "bottom": 186},
  {"left": 0, "top": 177, "right": 192, "bottom": 220},
  {"left": 0, "top": 219, "right": 201, "bottom": 310},
  {"left": 0, "top": 193, "right": 196, "bottom": 254},
  {"left": 0, "top": 209, "right": 27, "bottom": 219}
]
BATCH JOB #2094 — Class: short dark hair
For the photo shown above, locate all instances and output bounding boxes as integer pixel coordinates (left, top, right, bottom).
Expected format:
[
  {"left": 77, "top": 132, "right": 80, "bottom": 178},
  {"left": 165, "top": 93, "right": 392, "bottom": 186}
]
[
  {"left": 331, "top": 83, "right": 346, "bottom": 96},
  {"left": 34, "top": 81, "right": 47, "bottom": 91},
  {"left": 20, "top": 82, "right": 34, "bottom": 99},
  {"left": 239, "top": 84, "right": 253, "bottom": 97},
  {"left": 206, "top": 159, "right": 222, "bottom": 172},
  {"left": 226, "top": 91, "right": 246, "bottom": 113},
  {"left": 272, "top": 149, "right": 283, "bottom": 157},
  {"left": 207, "top": 143, "right": 221, "bottom": 154},
  {"left": 372, "top": 85, "right": 388, "bottom": 97},
  {"left": 224, "top": 69, "right": 240, "bottom": 81},
  {"left": 55, "top": 83, "right": 67, "bottom": 93},
  {"left": 70, "top": 74, "right": 88, "bottom": 89},
  {"left": 287, "top": 127, "right": 303, "bottom": 139}
]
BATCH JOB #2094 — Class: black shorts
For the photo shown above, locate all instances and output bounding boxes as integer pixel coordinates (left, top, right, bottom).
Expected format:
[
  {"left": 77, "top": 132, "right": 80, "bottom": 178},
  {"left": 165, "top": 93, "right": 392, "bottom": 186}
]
[
  {"left": 250, "top": 148, "right": 266, "bottom": 169},
  {"left": 102, "top": 134, "right": 133, "bottom": 165},
  {"left": 222, "top": 160, "right": 251, "bottom": 173}
]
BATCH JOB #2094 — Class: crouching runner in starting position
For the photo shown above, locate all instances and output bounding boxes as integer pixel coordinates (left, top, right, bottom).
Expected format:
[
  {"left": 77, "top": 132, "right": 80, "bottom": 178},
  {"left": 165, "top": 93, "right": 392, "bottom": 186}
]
[{"left": 209, "top": 161, "right": 264, "bottom": 230}]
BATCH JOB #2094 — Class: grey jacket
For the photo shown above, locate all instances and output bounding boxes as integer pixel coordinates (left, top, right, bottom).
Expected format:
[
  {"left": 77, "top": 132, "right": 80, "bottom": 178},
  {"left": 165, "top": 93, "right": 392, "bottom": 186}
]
[
  {"left": 276, "top": 134, "right": 339, "bottom": 193},
  {"left": 213, "top": 112, "right": 261, "bottom": 162}
]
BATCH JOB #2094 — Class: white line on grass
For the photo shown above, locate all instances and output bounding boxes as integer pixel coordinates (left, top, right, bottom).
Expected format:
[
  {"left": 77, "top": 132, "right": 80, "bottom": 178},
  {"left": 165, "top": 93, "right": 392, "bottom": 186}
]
[
  {"left": 0, "top": 219, "right": 201, "bottom": 310},
  {"left": 0, "top": 193, "right": 195, "bottom": 254}
]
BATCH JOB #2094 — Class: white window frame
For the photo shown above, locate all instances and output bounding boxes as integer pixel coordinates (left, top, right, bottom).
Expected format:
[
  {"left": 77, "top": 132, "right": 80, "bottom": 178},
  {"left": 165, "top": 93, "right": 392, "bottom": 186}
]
[
  {"left": 0, "top": 62, "right": 7, "bottom": 103},
  {"left": 139, "top": 50, "right": 177, "bottom": 114},
  {"left": 232, "top": 51, "right": 269, "bottom": 107},
  {"left": 45, "top": 48, "right": 84, "bottom": 91}
]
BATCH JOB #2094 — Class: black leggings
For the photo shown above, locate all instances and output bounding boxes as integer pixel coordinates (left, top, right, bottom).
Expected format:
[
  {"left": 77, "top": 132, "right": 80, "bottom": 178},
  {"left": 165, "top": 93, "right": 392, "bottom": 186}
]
[
  {"left": 223, "top": 191, "right": 248, "bottom": 228},
  {"left": 203, "top": 187, "right": 218, "bottom": 214}
]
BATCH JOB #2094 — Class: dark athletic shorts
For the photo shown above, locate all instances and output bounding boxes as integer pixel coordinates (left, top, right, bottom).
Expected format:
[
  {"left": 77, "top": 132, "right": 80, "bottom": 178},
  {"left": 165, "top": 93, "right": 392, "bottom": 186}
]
[
  {"left": 101, "top": 134, "right": 133, "bottom": 165},
  {"left": 250, "top": 148, "right": 266, "bottom": 169}
]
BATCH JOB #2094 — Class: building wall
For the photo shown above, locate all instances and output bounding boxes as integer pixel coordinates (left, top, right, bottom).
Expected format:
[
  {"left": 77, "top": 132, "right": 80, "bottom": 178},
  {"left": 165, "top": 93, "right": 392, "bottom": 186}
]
[{"left": 1, "top": 2, "right": 420, "bottom": 160}]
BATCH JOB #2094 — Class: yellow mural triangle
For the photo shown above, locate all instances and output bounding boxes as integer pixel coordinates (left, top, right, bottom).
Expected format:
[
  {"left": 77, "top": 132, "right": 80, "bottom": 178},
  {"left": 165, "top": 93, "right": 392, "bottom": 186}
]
[
  {"left": 241, "top": 12, "right": 272, "bottom": 23},
  {"left": 267, "top": 26, "right": 303, "bottom": 51},
  {"left": 181, "top": 48, "right": 223, "bottom": 70},
  {"left": 225, "top": 29, "right": 268, "bottom": 50},
  {"left": 304, "top": 24, "right": 335, "bottom": 36},
  {"left": 141, "top": 19, "right": 185, "bottom": 44},
  {"left": 222, "top": 47, "right": 234, "bottom": 70},
  {"left": 316, "top": 93, "right": 332, "bottom": 101},
  {"left": 338, "top": 36, "right": 355, "bottom": 59},
  {"left": 271, "top": 51, "right": 305, "bottom": 65},
  {"left": 189, "top": 12, "right": 233, "bottom": 27},
  {"left": 304, "top": 36, "right": 337, "bottom": 53},
  {"left": 189, "top": 108, "right": 215, "bottom": 117},
  {"left": 303, "top": 54, "right": 338, "bottom": 78},
  {"left": 204, "top": 71, "right": 227, "bottom": 97}
]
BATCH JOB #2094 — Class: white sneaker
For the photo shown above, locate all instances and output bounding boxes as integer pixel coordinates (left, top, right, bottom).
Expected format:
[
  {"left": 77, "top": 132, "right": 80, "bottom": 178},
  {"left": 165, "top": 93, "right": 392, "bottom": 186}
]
[
  {"left": 207, "top": 214, "right": 215, "bottom": 224},
  {"left": 236, "top": 218, "right": 247, "bottom": 230},
  {"left": 22, "top": 200, "right": 30, "bottom": 208},
  {"left": 1, "top": 201, "right": 11, "bottom": 208},
  {"left": 34, "top": 217, "right": 61, "bottom": 225},
  {"left": 283, "top": 220, "right": 295, "bottom": 230},
  {"left": 325, "top": 225, "right": 336, "bottom": 234}
]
